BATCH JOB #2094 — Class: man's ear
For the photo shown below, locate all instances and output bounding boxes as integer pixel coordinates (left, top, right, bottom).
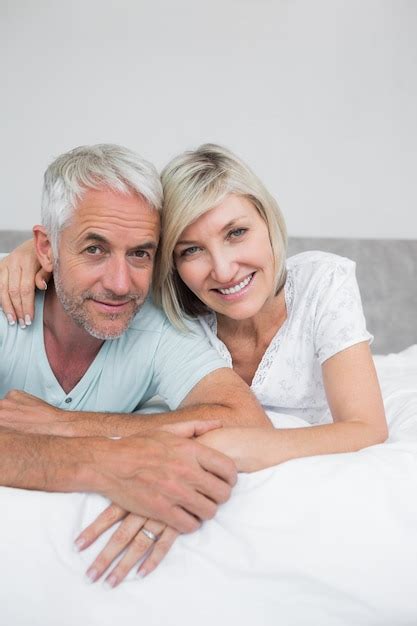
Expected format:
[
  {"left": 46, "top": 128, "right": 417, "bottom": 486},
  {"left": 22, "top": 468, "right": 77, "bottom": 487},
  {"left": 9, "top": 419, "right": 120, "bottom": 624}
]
[{"left": 32, "top": 225, "right": 54, "bottom": 272}]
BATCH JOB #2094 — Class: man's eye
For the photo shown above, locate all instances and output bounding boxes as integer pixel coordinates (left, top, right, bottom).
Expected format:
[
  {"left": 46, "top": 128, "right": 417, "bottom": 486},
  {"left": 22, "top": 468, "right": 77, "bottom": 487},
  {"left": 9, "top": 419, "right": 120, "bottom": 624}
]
[
  {"left": 228, "top": 228, "right": 247, "bottom": 239},
  {"left": 131, "top": 249, "right": 151, "bottom": 259},
  {"left": 85, "top": 245, "right": 103, "bottom": 255}
]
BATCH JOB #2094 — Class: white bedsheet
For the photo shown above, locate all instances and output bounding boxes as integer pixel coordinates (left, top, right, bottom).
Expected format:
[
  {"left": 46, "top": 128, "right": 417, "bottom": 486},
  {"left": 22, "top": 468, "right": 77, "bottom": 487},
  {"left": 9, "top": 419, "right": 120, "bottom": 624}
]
[{"left": 1, "top": 346, "right": 417, "bottom": 626}]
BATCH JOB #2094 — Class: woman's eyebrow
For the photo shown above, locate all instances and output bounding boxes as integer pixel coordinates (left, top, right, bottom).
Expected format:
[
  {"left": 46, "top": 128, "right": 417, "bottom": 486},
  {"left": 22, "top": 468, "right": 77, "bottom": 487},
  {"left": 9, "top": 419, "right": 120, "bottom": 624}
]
[
  {"left": 220, "top": 216, "right": 248, "bottom": 231},
  {"left": 176, "top": 215, "right": 249, "bottom": 246}
]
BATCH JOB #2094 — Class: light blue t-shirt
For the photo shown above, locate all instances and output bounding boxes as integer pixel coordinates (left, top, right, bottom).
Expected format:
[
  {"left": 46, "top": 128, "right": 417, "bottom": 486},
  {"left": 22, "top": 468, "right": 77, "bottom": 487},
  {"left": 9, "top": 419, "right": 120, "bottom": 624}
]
[{"left": 0, "top": 291, "right": 228, "bottom": 412}]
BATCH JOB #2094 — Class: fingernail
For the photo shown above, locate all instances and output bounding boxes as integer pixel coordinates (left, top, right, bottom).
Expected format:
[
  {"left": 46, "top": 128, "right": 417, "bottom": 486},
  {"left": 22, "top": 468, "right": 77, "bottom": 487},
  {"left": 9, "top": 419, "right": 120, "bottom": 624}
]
[
  {"left": 104, "top": 574, "right": 118, "bottom": 589},
  {"left": 42, "top": 280, "right": 48, "bottom": 290},
  {"left": 7, "top": 314, "right": 16, "bottom": 326},
  {"left": 136, "top": 569, "right": 147, "bottom": 578},
  {"left": 25, "top": 315, "right": 32, "bottom": 326},
  {"left": 74, "top": 537, "right": 85, "bottom": 551},
  {"left": 18, "top": 318, "right": 26, "bottom": 329},
  {"left": 86, "top": 568, "right": 98, "bottom": 583}
]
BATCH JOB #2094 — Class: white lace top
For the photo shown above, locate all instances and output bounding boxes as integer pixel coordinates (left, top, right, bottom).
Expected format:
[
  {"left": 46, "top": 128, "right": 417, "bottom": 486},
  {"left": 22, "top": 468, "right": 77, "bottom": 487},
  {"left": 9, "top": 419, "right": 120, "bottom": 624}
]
[{"left": 198, "top": 251, "right": 373, "bottom": 425}]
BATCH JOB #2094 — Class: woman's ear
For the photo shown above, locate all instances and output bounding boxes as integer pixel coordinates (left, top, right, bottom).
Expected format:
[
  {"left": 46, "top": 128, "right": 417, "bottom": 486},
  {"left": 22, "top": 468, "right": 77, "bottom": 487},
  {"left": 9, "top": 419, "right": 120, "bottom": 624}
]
[{"left": 32, "top": 225, "right": 54, "bottom": 273}]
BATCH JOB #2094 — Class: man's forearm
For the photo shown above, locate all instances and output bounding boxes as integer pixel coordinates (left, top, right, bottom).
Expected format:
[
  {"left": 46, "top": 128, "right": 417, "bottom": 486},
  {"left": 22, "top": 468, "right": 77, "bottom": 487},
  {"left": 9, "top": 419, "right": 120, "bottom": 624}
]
[
  {"left": 65, "top": 401, "right": 270, "bottom": 437},
  {"left": 0, "top": 423, "right": 238, "bottom": 533},
  {"left": 0, "top": 426, "right": 94, "bottom": 492},
  {"left": 65, "top": 369, "right": 271, "bottom": 437}
]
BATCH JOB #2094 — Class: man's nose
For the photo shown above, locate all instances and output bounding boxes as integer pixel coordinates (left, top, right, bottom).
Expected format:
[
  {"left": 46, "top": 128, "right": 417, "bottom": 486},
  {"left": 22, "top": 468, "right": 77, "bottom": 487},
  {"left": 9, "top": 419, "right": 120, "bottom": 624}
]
[{"left": 101, "top": 255, "right": 132, "bottom": 295}]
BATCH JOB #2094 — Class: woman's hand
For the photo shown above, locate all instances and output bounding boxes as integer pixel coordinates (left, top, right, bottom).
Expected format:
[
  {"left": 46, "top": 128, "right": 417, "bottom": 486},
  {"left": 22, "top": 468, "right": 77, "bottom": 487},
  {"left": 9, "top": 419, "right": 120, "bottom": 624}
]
[
  {"left": 0, "top": 238, "right": 50, "bottom": 326},
  {"left": 198, "top": 426, "right": 275, "bottom": 473},
  {"left": 75, "top": 502, "right": 179, "bottom": 587}
]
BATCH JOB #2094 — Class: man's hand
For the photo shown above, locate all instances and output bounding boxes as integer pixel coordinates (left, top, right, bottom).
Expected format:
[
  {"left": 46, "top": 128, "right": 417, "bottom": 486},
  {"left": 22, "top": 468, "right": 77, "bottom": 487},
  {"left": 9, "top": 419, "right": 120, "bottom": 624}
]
[
  {"left": 0, "top": 390, "right": 75, "bottom": 436},
  {"left": 87, "top": 420, "right": 237, "bottom": 533}
]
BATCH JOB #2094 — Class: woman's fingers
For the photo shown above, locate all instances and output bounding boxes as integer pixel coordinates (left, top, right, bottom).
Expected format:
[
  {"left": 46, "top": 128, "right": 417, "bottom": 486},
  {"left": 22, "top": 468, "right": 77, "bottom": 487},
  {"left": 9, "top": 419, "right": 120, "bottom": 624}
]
[
  {"left": 104, "top": 519, "right": 167, "bottom": 588},
  {"left": 0, "top": 260, "right": 36, "bottom": 327},
  {"left": 35, "top": 268, "right": 51, "bottom": 292},
  {"left": 74, "top": 502, "right": 127, "bottom": 551},
  {"left": 0, "top": 266, "right": 18, "bottom": 326},
  {"left": 0, "top": 239, "right": 45, "bottom": 325},
  {"left": 75, "top": 502, "right": 178, "bottom": 588},
  {"left": 137, "top": 526, "right": 179, "bottom": 578},
  {"left": 85, "top": 513, "right": 147, "bottom": 583}
]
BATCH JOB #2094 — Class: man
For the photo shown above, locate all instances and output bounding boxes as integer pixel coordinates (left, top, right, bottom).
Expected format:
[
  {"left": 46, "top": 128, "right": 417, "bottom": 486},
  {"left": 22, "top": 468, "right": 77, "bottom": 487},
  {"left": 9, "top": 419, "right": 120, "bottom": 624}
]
[{"left": 0, "top": 144, "right": 268, "bottom": 537}]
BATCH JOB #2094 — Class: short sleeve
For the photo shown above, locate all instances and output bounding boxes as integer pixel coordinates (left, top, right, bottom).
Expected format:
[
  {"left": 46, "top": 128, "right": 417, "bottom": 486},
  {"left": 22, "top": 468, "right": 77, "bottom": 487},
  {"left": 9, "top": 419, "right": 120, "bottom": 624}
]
[
  {"left": 314, "top": 259, "right": 373, "bottom": 364},
  {"left": 151, "top": 317, "right": 230, "bottom": 409}
]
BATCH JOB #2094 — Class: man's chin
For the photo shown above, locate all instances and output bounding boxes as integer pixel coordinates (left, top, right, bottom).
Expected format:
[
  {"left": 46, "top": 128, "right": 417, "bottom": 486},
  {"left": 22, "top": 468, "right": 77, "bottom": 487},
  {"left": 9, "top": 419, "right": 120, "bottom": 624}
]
[{"left": 75, "top": 306, "right": 143, "bottom": 340}]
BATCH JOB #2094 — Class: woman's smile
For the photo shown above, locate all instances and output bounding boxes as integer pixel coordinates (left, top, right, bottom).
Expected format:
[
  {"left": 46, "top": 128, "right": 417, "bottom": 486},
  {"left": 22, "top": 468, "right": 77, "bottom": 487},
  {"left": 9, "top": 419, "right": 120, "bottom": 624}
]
[{"left": 212, "top": 272, "right": 256, "bottom": 298}]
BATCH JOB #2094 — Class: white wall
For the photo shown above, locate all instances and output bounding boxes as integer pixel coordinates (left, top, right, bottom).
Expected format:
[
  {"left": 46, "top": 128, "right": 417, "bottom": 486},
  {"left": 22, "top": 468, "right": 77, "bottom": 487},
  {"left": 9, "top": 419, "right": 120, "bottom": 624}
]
[{"left": 1, "top": 0, "right": 416, "bottom": 238}]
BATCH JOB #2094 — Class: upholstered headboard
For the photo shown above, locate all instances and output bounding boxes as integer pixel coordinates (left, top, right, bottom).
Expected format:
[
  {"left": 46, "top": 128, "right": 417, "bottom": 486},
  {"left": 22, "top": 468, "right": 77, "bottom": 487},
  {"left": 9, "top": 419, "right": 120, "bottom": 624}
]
[{"left": 1, "top": 231, "right": 416, "bottom": 354}]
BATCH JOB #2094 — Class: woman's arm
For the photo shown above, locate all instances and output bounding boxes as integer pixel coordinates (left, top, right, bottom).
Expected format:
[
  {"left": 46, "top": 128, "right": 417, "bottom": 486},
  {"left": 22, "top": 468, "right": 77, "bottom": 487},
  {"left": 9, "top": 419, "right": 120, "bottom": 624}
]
[
  {"left": 0, "top": 238, "right": 50, "bottom": 326},
  {"left": 199, "top": 341, "right": 388, "bottom": 472}
]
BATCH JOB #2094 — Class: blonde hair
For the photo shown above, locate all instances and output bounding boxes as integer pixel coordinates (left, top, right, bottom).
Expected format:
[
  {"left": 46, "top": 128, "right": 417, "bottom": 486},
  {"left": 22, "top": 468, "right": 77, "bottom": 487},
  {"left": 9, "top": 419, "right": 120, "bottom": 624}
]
[{"left": 153, "top": 143, "right": 287, "bottom": 328}]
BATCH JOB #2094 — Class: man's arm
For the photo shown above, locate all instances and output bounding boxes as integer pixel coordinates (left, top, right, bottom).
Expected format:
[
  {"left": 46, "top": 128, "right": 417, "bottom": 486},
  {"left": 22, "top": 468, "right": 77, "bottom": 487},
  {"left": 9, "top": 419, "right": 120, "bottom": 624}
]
[
  {"left": 0, "top": 368, "right": 271, "bottom": 436},
  {"left": 0, "top": 420, "right": 237, "bottom": 533}
]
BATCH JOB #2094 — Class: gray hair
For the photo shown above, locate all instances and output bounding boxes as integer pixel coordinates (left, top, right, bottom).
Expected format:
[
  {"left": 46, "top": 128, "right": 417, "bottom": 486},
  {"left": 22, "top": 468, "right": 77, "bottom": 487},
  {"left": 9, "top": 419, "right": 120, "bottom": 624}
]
[
  {"left": 41, "top": 143, "right": 163, "bottom": 255},
  {"left": 153, "top": 143, "right": 287, "bottom": 328}
]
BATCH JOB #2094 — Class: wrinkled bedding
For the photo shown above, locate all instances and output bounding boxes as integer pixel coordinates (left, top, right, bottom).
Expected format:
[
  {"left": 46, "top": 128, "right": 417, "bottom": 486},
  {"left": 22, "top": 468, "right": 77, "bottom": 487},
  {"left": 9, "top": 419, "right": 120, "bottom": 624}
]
[{"left": 1, "top": 346, "right": 417, "bottom": 626}]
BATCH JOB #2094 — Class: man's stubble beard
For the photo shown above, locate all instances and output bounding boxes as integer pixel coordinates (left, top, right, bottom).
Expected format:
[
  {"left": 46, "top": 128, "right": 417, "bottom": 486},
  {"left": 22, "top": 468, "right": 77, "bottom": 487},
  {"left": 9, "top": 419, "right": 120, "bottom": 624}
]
[{"left": 53, "top": 260, "right": 146, "bottom": 340}]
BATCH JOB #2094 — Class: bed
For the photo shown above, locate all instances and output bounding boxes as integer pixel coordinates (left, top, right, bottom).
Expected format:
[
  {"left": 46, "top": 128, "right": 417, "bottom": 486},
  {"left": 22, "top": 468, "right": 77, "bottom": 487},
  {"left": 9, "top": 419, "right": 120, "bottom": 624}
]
[{"left": 0, "top": 233, "right": 416, "bottom": 626}]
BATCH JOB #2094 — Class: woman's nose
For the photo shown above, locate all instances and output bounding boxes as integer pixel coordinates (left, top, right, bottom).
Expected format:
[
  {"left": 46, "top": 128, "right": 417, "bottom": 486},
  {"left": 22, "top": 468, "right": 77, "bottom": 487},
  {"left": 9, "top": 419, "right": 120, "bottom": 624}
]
[{"left": 209, "top": 252, "right": 239, "bottom": 284}]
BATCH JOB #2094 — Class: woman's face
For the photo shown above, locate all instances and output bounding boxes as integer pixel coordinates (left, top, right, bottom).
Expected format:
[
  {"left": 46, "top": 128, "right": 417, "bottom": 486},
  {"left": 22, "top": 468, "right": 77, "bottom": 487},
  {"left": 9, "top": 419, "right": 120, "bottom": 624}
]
[{"left": 173, "top": 194, "right": 276, "bottom": 321}]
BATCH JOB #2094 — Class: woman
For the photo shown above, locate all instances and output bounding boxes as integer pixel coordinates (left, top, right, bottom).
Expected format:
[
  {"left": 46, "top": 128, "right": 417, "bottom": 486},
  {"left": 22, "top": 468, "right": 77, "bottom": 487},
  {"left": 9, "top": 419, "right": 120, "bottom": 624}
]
[{"left": 0, "top": 144, "right": 388, "bottom": 584}]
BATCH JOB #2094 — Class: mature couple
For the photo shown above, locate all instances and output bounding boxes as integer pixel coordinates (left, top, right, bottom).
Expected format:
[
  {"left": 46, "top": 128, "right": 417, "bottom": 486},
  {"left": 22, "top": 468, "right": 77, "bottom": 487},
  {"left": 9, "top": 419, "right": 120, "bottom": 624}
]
[{"left": 0, "top": 142, "right": 387, "bottom": 587}]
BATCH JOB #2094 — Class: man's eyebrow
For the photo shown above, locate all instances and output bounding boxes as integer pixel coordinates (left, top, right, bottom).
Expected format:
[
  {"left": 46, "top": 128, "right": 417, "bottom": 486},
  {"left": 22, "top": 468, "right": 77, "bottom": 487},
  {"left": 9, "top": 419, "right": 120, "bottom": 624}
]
[
  {"left": 81, "top": 233, "right": 158, "bottom": 250},
  {"left": 82, "top": 232, "right": 109, "bottom": 245},
  {"left": 133, "top": 241, "right": 158, "bottom": 250}
]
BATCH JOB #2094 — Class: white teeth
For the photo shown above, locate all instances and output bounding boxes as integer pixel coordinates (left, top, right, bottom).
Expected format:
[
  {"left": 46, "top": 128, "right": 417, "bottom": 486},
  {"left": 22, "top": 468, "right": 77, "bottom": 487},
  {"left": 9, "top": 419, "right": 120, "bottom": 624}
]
[{"left": 218, "top": 274, "right": 253, "bottom": 295}]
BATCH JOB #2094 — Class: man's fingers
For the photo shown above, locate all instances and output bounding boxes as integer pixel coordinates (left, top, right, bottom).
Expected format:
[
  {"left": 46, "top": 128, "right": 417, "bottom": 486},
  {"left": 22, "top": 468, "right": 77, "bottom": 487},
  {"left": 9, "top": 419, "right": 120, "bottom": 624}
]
[
  {"left": 196, "top": 444, "right": 238, "bottom": 487},
  {"left": 159, "top": 420, "right": 222, "bottom": 438},
  {"left": 104, "top": 520, "right": 166, "bottom": 588},
  {"left": 164, "top": 505, "right": 201, "bottom": 534},
  {"left": 137, "top": 527, "right": 179, "bottom": 578},
  {"left": 75, "top": 503, "right": 127, "bottom": 551}
]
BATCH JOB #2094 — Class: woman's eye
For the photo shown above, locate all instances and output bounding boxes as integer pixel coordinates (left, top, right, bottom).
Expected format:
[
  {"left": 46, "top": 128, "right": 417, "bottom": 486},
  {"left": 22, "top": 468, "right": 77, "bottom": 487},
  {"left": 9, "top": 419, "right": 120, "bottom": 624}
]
[
  {"left": 181, "top": 246, "right": 201, "bottom": 257},
  {"left": 228, "top": 228, "right": 247, "bottom": 239}
]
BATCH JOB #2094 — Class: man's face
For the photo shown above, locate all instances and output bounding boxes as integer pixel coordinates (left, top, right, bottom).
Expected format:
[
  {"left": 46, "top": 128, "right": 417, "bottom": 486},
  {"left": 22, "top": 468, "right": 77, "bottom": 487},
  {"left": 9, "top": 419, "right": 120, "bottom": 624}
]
[{"left": 53, "top": 187, "right": 160, "bottom": 340}]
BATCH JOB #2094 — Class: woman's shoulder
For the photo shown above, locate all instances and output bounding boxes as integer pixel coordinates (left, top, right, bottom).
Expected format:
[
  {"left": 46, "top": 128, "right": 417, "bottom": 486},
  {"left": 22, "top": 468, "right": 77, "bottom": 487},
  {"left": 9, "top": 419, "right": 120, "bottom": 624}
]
[
  {"left": 285, "top": 251, "right": 358, "bottom": 301},
  {"left": 286, "top": 250, "right": 355, "bottom": 272}
]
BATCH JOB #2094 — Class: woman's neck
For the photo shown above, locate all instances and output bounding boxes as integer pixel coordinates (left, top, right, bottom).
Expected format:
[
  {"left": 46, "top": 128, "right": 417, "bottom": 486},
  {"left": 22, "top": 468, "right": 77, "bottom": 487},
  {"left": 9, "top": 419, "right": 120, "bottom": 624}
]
[{"left": 216, "top": 289, "right": 287, "bottom": 349}]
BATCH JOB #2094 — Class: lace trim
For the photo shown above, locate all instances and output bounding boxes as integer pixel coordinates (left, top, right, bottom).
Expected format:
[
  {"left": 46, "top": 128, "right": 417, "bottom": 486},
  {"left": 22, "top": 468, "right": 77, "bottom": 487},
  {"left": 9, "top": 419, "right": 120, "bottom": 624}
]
[{"left": 205, "top": 271, "right": 295, "bottom": 389}]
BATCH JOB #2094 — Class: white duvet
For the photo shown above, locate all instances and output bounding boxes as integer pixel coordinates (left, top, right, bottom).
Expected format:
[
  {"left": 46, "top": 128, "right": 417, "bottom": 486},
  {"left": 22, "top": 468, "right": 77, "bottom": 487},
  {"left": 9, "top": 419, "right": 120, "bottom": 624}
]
[{"left": 1, "top": 346, "right": 417, "bottom": 626}]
